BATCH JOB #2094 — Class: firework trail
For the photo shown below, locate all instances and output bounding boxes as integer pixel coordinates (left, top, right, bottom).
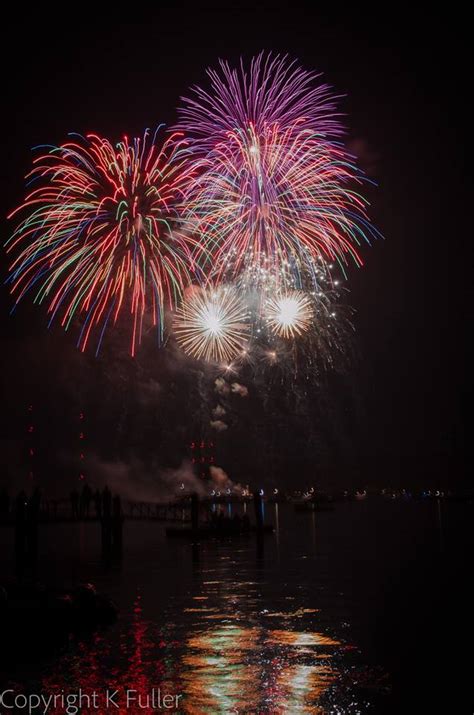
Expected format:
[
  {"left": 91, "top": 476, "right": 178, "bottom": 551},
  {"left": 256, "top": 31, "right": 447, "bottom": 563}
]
[
  {"left": 176, "top": 53, "right": 343, "bottom": 151},
  {"left": 176, "top": 52, "right": 379, "bottom": 289},
  {"left": 5, "top": 53, "right": 378, "bottom": 380},
  {"left": 6, "top": 127, "right": 201, "bottom": 356}
]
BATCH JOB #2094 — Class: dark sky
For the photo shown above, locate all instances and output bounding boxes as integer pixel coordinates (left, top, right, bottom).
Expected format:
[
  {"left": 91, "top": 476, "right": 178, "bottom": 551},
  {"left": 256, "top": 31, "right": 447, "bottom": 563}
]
[{"left": 0, "top": 7, "right": 471, "bottom": 492}]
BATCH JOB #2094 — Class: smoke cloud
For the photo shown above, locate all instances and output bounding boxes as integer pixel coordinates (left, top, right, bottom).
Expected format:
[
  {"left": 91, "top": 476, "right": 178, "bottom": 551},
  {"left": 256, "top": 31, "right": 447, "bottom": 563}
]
[
  {"left": 231, "top": 382, "right": 249, "bottom": 397},
  {"left": 214, "top": 377, "right": 230, "bottom": 395},
  {"left": 209, "top": 465, "right": 230, "bottom": 488},
  {"left": 210, "top": 419, "right": 228, "bottom": 432},
  {"left": 212, "top": 405, "right": 226, "bottom": 418},
  {"left": 82, "top": 456, "right": 238, "bottom": 500}
]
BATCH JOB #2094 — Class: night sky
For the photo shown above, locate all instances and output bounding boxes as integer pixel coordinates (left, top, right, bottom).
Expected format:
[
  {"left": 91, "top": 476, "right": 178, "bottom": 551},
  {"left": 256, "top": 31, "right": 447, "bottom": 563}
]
[{"left": 0, "top": 8, "right": 471, "bottom": 493}]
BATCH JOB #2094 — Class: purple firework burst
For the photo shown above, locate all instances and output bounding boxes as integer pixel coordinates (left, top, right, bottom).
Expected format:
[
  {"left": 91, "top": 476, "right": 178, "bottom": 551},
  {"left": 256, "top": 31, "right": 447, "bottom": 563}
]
[{"left": 176, "top": 52, "right": 344, "bottom": 153}]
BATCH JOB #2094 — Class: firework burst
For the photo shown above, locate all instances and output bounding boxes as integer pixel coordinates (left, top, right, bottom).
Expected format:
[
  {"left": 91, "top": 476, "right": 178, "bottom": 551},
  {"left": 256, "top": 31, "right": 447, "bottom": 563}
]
[
  {"left": 265, "top": 290, "right": 313, "bottom": 339},
  {"left": 251, "top": 289, "right": 355, "bottom": 385},
  {"left": 176, "top": 53, "right": 378, "bottom": 287},
  {"left": 6, "top": 128, "right": 199, "bottom": 355},
  {"left": 176, "top": 53, "right": 342, "bottom": 151},
  {"left": 231, "top": 268, "right": 355, "bottom": 380},
  {"left": 173, "top": 286, "right": 250, "bottom": 363}
]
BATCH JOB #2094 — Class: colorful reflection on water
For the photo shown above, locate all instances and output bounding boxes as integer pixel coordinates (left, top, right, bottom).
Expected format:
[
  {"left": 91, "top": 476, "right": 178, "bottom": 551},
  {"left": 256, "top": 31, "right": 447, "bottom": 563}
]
[
  {"left": 2, "top": 504, "right": 395, "bottom": 713},
  {"left": 39, "top": 583, "right": 349, "bottom": 713}
]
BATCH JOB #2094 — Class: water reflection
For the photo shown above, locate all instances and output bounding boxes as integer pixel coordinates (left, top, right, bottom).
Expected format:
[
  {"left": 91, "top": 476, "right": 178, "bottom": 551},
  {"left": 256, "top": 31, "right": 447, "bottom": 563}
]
[
  {"left": 36, "top": 564, "right": 350, "bottom": 713},
  {"left": 0, "top": 505, "right": 398, "bottom": 713},
  {"left": 182, "top": 621, "right": 339, "bottom": 713},
  {"left": 3, "top": 499, "right": 470, "bottom": 712}
]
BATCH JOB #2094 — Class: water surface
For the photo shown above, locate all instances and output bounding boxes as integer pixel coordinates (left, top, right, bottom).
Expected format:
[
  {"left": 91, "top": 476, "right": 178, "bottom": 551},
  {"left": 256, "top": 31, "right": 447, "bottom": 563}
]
[{"left": 1, "top": 499, "right": 472, "bottom": 713}]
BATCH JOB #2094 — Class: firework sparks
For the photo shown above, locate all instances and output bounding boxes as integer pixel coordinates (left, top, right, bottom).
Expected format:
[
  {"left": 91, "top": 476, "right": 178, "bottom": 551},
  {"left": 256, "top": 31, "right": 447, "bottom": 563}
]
[
  {"left": 6, "top": 128, "right": 199, "bottom": 355},
  {"left": 176, "top": 53, "right": 379, "bottom": 287},
  {"left": 5, "top": 53, "right": 376, "bottom": 380},
  {"left": 176, "top": 53, "right": 342, "bottom": 150},
  {"left": 265, "top": 291, "right": 313, "bottom": 339},
  {"left": 173, "top": 287, "right": 250, "bottom": 363},
  {"left": 234, "top": 274, "right": 356, "bottom": 385}
]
